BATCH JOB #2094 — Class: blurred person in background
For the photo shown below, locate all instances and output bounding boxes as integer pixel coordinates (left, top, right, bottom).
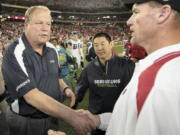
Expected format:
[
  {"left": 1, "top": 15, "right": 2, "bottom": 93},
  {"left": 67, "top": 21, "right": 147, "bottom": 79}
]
[
  {"left": 85, "top": 37, "right": 96, "bottom": 62},
  {"left": 50, "top": 37, "right": 60, "bottom": 49},
  {"left": 124, "top": 36, "right": 147, "bottom": 62},
  {"left": 0, "top": 40, "right": 5, "bottom": 60},
  {"left": 55, "top": 41, "right": 78, "bottom": 94},
  {"left": 68, "top": 31, "right": 84, "bottom": 69},
  {"left": 64, "top": 42, "right": 78, "bottom": 89},
  {"left": 0, "top": 40, "right": 9, "bottom": 135}
]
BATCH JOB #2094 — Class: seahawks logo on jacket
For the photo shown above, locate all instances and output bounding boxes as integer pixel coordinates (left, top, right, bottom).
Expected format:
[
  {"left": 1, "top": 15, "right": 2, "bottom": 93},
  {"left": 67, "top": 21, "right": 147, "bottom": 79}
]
[{"left": 94, "top": 79, "right": 121, "bottom": 87}]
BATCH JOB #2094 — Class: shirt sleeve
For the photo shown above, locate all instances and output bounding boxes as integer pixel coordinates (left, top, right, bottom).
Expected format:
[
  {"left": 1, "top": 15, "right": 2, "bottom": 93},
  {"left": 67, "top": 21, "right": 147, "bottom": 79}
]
[
  {"left": 98, "top": 113, "right": 112, "bottom": 131},
  {"left": 2, "top": 49, "right": 36, "bottom": 99}
]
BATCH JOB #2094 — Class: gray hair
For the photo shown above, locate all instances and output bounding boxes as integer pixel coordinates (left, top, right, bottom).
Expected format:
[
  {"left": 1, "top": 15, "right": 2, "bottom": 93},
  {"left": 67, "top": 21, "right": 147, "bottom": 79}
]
[{"left": 25, "top": 5, "right": 51, "bottom": 22}]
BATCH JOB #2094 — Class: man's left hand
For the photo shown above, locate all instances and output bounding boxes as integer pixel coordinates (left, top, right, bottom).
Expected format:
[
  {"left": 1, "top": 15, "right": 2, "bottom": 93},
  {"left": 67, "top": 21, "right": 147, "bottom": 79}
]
[{"left": 64, "top": 88, "right": 76, "bottom": 107}]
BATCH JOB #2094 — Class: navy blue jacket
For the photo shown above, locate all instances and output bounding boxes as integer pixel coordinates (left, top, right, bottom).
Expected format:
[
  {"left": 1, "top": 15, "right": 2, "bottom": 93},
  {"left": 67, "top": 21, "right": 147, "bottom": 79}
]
[
  {"left": 75, "top": 55, "right": 135, "bottom": 114},
  {"left": 2, "top": 34, "right": 62, "bottom": 118}
]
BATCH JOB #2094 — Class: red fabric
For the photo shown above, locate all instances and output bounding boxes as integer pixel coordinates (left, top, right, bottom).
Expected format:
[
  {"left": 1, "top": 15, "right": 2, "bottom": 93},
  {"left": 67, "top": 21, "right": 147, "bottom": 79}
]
[
  {"left": 125, "top": 42, "right": 147, "bottom": 60},
  {"left": 137, "top": 52, "right": 180, "bottom": 116},
  {"left": 124, "top": 41, "right": 132, "bottom": 49}
]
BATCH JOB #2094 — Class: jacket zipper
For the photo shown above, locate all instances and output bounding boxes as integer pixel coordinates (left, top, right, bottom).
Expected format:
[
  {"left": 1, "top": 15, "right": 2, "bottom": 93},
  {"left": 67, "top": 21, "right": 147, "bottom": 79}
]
[{"left": 105, "top": 61, "right": 108, "bottom": 75}]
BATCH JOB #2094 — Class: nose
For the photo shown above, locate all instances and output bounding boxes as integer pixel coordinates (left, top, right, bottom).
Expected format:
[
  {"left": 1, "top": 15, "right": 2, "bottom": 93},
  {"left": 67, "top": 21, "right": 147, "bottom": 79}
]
[
  {"left": 96, "top": 45, "right": 103, "bottom": 51},
  {"left": 41, "top": 23, "right": 51, "bottom": 31},
  {"left": 126, "top": 15, "right": 133, "bottom": 27}
]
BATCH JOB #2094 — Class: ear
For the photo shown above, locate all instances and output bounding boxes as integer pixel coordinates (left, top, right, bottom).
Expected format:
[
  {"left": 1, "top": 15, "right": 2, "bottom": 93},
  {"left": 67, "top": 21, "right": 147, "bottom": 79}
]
[
  {"left": 110, "top": 41, "right": 113, "bottom": 47},
  {"left": 24, "top": 20, "right": 28, "bottom": 28},
  {"left": 157, "top": 4, "right": 172, "bottom": 24}
]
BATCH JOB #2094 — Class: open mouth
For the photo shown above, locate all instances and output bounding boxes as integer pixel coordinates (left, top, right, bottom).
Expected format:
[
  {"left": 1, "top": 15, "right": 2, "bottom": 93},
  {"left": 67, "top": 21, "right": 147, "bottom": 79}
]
[
  {"left": 130, "top": 30, "right": 135, "bottom": 36},
  {"left": 129, "top": 28, "right": 134, "bottom": 34},
  {"left": 131, "top": 32, "right": 135, "bottom": 36},
  {"left": 129, "top": 28, "right": 134, "bottom": 33}
]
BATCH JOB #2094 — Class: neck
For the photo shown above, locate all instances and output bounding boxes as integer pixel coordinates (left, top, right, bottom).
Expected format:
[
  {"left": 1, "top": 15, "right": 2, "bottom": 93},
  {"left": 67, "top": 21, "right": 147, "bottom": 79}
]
[
  {"left": 99, "top": 53, "right": 112, "bottom": 65},
  {"left": 30, "top": 41, "right": 44, "bottom": 55},
  {"left": 142, "top": 27, "right": 180, "bottom": 54},
  {"left": 34, "top": 46, "right": 44, "bottom": 55},
  {"left": 25, "top": 34, "right": 45, "bottom": 55}
]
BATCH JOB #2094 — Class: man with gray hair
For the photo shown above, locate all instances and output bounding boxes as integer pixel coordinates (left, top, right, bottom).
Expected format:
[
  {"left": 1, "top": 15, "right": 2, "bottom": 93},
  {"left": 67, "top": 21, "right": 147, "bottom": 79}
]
[{"left": 2, "top": 5, "right": 96, "bottom": 135}]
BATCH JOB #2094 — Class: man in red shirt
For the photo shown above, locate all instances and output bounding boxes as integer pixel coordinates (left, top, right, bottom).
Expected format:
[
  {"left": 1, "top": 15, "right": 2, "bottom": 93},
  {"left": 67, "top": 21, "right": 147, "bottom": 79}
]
[{"left": 125, "top": 38, "right": 147, "bottom": 62}]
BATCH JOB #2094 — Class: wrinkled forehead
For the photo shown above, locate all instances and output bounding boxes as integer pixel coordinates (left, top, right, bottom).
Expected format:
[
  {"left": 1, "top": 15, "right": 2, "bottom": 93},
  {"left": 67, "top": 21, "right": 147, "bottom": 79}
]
[
  {"left": 132, "top": 2, "right": 155, "bottom": 11},
  {"left": 31, "top": 9, "right": 51, "bottom": 18},
  {"left": 132, "top": 2, "right": 147, "bottom": 8},
  {"left": 26, "top": 7, "right": 51, "bottom": 22}
]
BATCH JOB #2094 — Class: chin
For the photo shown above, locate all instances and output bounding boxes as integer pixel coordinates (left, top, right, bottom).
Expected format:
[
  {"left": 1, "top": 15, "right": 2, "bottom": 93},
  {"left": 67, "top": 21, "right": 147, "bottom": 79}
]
[
  {"left": 98, "top": 55, "right": 105, "bottom": 59},
  {"left": 38, "top": 41, "right": 47, "bottom": 45},
  {"left": 40, "top": 39, "right": 49, "bottom": 43}
]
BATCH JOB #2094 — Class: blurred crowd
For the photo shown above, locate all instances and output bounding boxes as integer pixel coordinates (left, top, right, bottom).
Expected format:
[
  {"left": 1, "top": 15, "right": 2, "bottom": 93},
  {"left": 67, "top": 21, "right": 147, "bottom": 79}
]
[{"left": 1, "top": 21, "right": 131, "bottom": 47}]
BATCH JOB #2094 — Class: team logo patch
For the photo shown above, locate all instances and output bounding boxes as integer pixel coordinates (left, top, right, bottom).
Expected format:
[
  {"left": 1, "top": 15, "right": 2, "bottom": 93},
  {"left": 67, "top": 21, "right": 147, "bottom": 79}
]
[
  {"left": 50, "top": 60, "right": 55, "bottom": 63},
  {"left": 94, "top": 79, "right": 121, "bottom": 87}
]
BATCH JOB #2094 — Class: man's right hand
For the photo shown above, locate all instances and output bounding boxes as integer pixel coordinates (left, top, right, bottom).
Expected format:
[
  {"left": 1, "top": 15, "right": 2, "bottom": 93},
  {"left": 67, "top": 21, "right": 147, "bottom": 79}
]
[
  {"left": 70, "top": 109, "right": 98, "bottom": 135},
  {"left": 48, "top": 130, "right": 66, "bottom": 135}
]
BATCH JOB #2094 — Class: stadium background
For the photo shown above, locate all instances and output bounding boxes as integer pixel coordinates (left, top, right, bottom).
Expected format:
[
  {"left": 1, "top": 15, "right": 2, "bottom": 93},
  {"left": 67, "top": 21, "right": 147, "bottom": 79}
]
[{"left": 0, "top": 0, "right": 132, "bottom": 134}]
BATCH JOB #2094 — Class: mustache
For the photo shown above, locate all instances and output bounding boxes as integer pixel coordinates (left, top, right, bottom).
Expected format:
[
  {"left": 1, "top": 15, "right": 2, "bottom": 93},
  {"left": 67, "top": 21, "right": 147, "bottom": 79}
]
[{"left": 40, "top": 33, "right": 49, "bottom": 36}]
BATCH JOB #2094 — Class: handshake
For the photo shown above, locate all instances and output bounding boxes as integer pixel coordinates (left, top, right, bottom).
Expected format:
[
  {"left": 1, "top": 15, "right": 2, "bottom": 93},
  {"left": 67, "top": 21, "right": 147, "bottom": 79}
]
[
  {"left": 48, "top": 109, "right": 100, "bottom": 135},
  {"left": 69, "top": 109, "right": 100, "bottom": 135},
  {"left": 73, "top": 109, "right": 100, "bottom": 135}
]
